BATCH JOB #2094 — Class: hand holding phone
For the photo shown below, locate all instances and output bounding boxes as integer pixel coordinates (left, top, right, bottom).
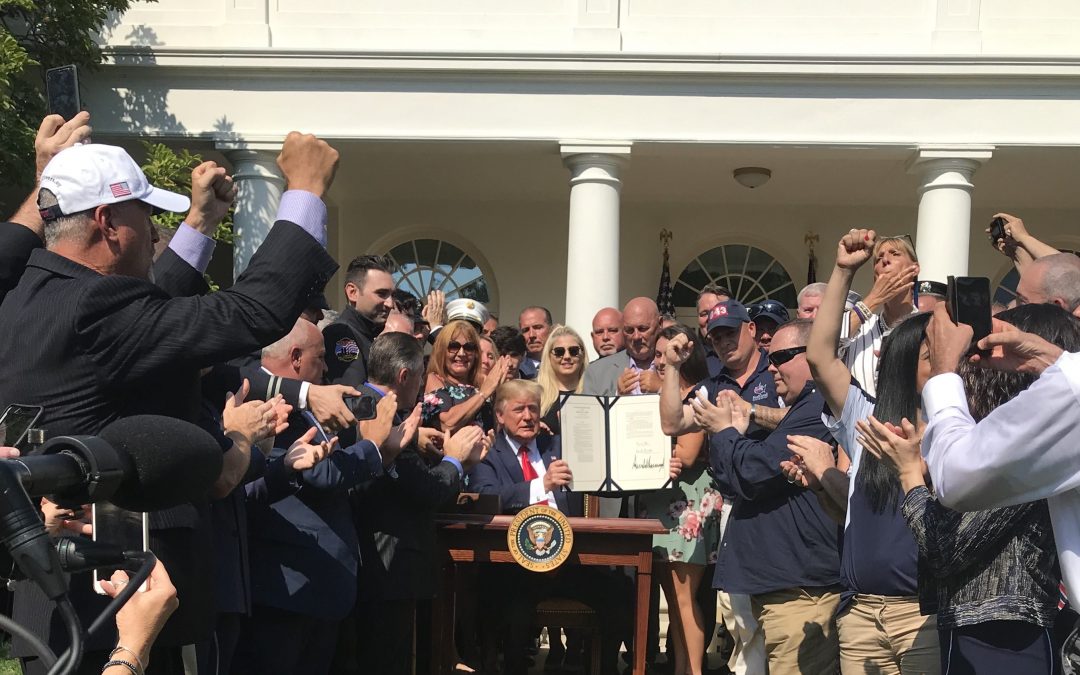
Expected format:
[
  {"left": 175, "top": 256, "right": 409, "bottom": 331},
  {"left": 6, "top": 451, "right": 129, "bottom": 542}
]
[{"left": 946, "top": 276, "right": 993, "bottom": 347}]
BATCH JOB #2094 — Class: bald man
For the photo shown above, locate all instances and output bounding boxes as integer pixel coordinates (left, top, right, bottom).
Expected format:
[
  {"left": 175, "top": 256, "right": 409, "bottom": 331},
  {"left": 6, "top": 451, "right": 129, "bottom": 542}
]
[
  {"left": 380, "top": 312, "right": 415, "bottom": 336},
  {"left": 1016, "top": 252, "right": 1080, "bottom": 318},
  {"left": 262, "top": 318, "right": 328, "bottom": 384},
  {"left": 590, "top": 307, "right": 625, "bottom": 360},
  {"left": 583, "top": 297, "right": 661, "bottom": 396}
]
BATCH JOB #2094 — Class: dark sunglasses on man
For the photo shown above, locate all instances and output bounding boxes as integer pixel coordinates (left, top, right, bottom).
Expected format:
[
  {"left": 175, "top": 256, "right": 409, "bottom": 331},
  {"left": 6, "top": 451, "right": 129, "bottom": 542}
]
[
  {"left": 447, "top": 340, "right": 478, "bottom": 354},
  {"left": 551, "top": 346, "right": 582, "bottom": 359},
  {"left": 768, "top": 346, "right": 806, "bottom": 367},
  {"left": 748, "top": 300, "right": 791, "bottom": 324}
]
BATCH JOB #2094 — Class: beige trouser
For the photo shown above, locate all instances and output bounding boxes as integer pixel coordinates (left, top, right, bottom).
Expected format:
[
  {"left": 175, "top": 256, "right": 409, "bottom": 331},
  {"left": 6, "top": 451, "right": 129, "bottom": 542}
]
[
  {"left": 837, "top": 594, "right": 940, "bottom": 675},
  {"left": 751, "top": 586, "right": 841, "bottom": 675},
  {"left": 717, "top": 503, "right": 767, "bottom": 675}
]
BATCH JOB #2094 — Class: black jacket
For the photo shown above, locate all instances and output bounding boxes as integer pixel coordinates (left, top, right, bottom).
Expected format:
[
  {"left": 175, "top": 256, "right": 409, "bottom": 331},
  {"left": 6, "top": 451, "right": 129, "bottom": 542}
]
[{"left": 323, "top": 305, "right": 382, "bottom": 386}]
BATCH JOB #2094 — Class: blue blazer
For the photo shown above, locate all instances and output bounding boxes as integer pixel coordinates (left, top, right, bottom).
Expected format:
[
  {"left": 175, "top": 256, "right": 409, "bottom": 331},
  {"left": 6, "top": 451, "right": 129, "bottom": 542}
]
[
  {"left": 468, "top": 433, "right": 582, "bottom": 516},
  {"left": 246, "top": 415, "right": 384, "bottom": 620}
]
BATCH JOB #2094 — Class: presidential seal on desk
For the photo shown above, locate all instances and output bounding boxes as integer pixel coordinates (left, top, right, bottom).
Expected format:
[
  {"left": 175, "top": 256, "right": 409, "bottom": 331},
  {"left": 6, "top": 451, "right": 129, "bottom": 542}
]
[{"left": 507, "top": 504, "right": 574, "bottom": 572}]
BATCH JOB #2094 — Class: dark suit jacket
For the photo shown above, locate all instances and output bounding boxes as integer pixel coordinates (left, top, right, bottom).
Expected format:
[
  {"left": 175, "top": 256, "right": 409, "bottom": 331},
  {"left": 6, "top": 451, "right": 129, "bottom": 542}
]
[
  {"left": 0, "top": 219, "right": 336, "bottom": 650},
  {"left": 468, "top": 433, "right": 582, "bottom": 516},
  {"left": 246, "top": 411, "right": 385, "bottom": 621},
  {"left": 0, "top": 222, "right": 42, "bottom": 304}
]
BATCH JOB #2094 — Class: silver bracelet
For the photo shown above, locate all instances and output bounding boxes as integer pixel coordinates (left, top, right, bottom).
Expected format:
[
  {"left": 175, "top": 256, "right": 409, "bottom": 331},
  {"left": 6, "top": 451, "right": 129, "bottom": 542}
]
[
  {"left": 103, "top": 660, "right": 140, "bottom": 675},
  {"left": 109, "top": 646, "right": 146, "bottom": 675}
]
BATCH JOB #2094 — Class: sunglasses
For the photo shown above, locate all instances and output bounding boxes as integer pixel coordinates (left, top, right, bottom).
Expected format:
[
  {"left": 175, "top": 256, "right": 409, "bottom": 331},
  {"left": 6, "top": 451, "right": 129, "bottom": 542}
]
[
  {"left": 876, "top": 233, "right": 914, "bottom": 249},
  {"left": 768, "top": 346, "right": 806, "bottom": 367},
  {"left": 447, "top": 341, "right": 478, "bottom": 355},
  {"left": 551, "top": 346, "right": 582, "bottom": 359},
  {"left": 748, "top": 300, "right": 790, "bottom": 322}
]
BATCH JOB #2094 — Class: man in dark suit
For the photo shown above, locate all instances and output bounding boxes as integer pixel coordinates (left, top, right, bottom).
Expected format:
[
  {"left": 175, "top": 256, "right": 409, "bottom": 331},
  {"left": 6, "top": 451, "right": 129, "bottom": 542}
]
[
  {"left": 323, "top": 254, "right": 396, "bottom": 386},
  {"left": 242, "top": 320, "right": 417, "bottom": 675},
  {"left": 0, "top": 132, "right": 340, "bottom": 674},
  {"left": 349, "top": 332, "right": 487, "bottom": 675},
  {"left": 517, "top": 306, "right": 553, "bottom": 380}
]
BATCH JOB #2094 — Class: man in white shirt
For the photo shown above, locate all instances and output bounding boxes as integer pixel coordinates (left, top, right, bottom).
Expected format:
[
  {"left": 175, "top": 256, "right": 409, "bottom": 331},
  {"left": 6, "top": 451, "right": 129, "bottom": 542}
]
[{"left": 919, "top": 303, "right": 1080, "bottom": 601}]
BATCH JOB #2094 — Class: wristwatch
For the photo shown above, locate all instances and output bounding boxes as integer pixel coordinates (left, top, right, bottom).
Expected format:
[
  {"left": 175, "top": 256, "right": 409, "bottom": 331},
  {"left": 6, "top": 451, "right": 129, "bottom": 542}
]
[{"left": 749, "top": 403, "right": 757, "bottom": 422}]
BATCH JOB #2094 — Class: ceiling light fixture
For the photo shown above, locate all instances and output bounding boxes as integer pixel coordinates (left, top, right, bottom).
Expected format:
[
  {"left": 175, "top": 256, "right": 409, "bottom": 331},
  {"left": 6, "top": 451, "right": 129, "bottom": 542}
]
[{"left": 733, "top": 167, "right": 772, "bottom": 189}]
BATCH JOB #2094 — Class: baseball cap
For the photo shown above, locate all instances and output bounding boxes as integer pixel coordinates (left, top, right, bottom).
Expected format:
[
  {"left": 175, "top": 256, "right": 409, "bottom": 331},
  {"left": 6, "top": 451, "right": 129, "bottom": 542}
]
[
  {"left": 38, "top": 144, "right": 190, "bottom": 220},
  {"left": 446, "top": 298, "right": 490, "bottom": 330},
  {"left": 917, "top": 280, "right": 947, "bottom": 298},
  {"left": 748, "top": 300, "right": 790, "bottom": 326},
  {"left": 706, "top": 300, "right": 752, "bottom": 334}
]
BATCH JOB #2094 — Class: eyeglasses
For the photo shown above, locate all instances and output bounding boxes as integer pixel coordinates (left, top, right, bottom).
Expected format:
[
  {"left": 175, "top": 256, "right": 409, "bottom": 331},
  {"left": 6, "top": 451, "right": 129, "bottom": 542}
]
[
  {"left": 447, "top": 341, "right": 478, "bottom": 355},
  {"left": 551, "top": 346, "right": 582, "bottom": 359},
  {"left": 767, "top": 346, "right": 806, "bottom": 367}
]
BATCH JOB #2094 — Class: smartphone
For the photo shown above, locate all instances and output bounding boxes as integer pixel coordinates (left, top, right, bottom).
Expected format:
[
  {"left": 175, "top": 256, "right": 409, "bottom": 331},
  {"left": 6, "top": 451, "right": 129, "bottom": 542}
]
[
  {"left": 343, "top": 394, "right": 378, "bottom": 421},
  {"left": 946, "top": 276, "right": 993, "bottom": 346},
  {"left": 45, "top": 65, "right": 81, "bottom": 121},
  {"left": 988, "top": 217, "right": 1007, "bottom": 247},
  {"left": 0, "top": 404, "right": 43, "bottom": 451},
  {"left": 91, "top": 503, "right": 149, "bottom": 595}
]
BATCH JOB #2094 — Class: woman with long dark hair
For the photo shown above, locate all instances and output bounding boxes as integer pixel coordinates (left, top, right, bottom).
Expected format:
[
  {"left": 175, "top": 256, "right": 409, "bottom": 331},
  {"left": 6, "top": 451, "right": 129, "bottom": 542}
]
[
  {"left": 795, "top": 228, "right": 939, "bottom": 675},
  {"left": 858, "top": 303, "right": 1074, "bottom": 675}
]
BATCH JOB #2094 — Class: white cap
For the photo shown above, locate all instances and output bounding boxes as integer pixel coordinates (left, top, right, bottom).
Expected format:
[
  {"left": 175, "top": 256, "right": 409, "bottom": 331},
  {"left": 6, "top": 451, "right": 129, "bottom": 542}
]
[
  {"left": 38, "top": 144, "right": 190, "bottom": 218},
  {"left": 446, "top": 298, "right": 490, "bottom": 329}
]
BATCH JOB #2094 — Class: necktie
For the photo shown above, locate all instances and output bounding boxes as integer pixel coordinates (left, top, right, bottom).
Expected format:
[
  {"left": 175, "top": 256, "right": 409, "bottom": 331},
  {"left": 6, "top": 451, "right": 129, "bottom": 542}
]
[{"left": 519, "top": 447, "right": 538, "bottom": 481}]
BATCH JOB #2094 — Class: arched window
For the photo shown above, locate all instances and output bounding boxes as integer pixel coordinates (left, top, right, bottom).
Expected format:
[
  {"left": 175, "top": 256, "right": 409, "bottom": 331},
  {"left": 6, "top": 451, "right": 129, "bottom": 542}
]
[
  {"left": 383, "top": 238, "right": 492, "bottom": 303},
  {"left": 673, "top": 244, "right": 797, "bottom": 309},
  {"left": 994, "top": 249, "right": 1079, "bottom": 306}
]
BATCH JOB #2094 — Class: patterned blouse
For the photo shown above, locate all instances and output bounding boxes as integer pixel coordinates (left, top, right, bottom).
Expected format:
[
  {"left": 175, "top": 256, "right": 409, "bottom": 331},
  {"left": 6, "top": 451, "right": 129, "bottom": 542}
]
[
  {"left": 420, "top": 382, "right": 493, "bottom": 431},
  {"left": 902, "top": 485, "right": 1060, "bottom": 630}
]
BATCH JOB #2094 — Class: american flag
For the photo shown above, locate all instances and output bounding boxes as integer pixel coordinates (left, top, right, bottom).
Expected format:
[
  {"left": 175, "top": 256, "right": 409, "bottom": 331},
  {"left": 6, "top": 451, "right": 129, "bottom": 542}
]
[
  {"left": 656, "top": 245, "right": 675, "bottom": 317},
  {"left": 109, "top": 182, "right": 132, "bottom": 198}
]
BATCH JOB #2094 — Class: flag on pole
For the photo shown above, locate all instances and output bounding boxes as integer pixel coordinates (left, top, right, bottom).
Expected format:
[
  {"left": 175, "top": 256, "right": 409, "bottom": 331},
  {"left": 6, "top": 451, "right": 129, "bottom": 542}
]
[
  {"left": 657, "top": 230, "right": 675, "bottom": 317},
  {"left": 805, "top": 232, "right": 819, "bottom": 285}
]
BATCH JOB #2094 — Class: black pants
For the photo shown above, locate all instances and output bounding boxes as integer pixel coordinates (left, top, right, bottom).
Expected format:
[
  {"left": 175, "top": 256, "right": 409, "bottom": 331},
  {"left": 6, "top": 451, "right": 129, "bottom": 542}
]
[
  {"left": 355, "top": 599, "right": 417, "bottom": 675},
  {"left": 233, "top": 605, "right": 339, "bottom": 675},
  {"left": 940, "top": 620, "right": 1058, "bottom": 675}
]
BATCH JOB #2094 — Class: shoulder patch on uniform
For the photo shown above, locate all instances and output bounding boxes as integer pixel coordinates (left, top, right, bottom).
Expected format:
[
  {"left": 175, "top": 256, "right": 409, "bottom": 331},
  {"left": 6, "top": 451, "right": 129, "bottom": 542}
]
[{"left": 335, "top": 338, "right": 360, "bottom": 362}]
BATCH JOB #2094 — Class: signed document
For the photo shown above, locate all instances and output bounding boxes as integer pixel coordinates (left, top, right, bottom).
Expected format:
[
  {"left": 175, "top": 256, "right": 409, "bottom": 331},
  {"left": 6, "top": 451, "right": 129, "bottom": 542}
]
[{"left": 560, "top": 394, "right": 670, "bottom": 492}]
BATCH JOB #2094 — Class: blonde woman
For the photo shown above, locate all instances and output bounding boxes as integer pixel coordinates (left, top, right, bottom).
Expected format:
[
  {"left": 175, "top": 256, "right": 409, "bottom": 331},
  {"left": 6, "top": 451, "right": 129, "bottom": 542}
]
[{"left": 535, "top": 325, "right": 587, "bottom": 436}]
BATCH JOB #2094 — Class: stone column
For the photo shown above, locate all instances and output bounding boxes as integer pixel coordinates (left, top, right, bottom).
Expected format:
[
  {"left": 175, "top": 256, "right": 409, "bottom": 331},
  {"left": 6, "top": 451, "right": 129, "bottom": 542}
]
[
  {"left": 907, "top": 146, "right": 993, "bottom": 282},
  {"left": 560, "top": 143, "right": 631, "bottom": 357},
  {"left": 223, "top": 147, "right": 284, "bottom": 281}
]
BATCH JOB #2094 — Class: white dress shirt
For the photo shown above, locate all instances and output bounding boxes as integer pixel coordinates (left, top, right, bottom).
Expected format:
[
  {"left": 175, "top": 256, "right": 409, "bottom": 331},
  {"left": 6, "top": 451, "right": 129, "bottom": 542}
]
[
  {"left": 504, "top": 432, "right": 558, "bottom": 511},
  {"left": 921, "top": 351, "right": 1080, "bottom": 598}
]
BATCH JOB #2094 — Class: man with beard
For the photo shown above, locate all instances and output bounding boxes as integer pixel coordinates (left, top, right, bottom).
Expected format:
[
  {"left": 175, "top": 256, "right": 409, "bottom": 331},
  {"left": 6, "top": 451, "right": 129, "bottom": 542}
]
[
  {"left": 590, "top": 306, "right": 624, "bottom": 360},
  {"left": 324, "top": 255, "right": 396, "bottom": 386}
]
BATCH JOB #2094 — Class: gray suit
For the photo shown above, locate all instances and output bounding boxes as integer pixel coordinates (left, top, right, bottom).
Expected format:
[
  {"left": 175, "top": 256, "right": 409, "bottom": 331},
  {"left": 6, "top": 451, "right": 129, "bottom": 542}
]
[{"left": 582, "top": 349, "right": 631, "bottom": 396}]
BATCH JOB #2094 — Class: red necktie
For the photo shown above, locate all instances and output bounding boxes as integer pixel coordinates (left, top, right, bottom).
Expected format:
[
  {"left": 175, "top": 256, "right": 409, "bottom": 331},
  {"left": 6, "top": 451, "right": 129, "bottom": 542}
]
[{"left": 520, "top": 447, "right": 538, "bottom": 481}]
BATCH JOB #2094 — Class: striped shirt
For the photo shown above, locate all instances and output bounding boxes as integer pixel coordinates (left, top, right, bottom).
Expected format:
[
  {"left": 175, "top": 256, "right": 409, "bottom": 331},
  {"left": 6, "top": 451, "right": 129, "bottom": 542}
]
[{"left": 839, "top": 308, "right": 918, "bottom": 398}]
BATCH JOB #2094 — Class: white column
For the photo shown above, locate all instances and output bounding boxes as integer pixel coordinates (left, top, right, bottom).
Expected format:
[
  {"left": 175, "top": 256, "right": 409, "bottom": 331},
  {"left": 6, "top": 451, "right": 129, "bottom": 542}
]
[
  {"left": 561, "top": 142, "right": 631, "bottom": 357},
  {"left": 222, "top": 147, "right": 284, "bottom": 281},
  {"left": 906, "top": 146, "right": 993, "bottom": 283}
]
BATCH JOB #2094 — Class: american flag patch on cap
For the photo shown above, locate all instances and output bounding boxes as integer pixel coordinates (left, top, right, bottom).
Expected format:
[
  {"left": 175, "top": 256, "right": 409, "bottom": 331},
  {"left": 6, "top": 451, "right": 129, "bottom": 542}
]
[{"left": 110, "top": 182, "right": 132, "bottom": 198}]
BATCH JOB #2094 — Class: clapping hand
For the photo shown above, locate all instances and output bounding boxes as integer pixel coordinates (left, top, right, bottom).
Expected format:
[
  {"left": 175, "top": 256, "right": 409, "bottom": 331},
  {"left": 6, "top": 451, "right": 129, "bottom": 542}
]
[
  {"left": 223, "top": 380, "right": 291, "bottom": 446},
  {"left": 638, "top": 369, "right": 662, "bottom": 394},
  {"left": 784, "top": 435, "right": 835, "bottom": 489},
  {"left": 855, "top": 415, "right": 927, "bottom": 491},
  {"left": 283, "top": 426, "right": 337, "bottom": 472},
  {"left": 444, "top": 425, "right": 488, "bottom": 470},
  {"left": 382, "top": 403, "right": 422, "bottom": 465}
]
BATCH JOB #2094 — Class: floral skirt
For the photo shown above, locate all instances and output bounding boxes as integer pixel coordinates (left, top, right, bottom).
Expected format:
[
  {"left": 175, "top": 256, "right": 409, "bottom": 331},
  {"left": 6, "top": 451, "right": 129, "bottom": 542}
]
[{"left": 636, "top": 462, "right": 723, "bottom": 565}]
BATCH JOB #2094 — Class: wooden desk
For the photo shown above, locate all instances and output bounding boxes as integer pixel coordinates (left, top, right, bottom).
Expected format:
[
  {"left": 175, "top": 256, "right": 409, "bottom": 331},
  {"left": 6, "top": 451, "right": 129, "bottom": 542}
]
[{"left": 432, "top": 514, "right": 666, "bottom": 675}]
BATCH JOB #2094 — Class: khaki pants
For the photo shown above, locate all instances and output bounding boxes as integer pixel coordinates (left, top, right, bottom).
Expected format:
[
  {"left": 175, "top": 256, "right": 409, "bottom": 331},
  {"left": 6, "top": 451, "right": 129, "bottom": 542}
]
[
  {"left": 837, "top": 594, "right": 939, "bottom": 675},
  {"left": 716, "top": 502, "right": 768, "bottom": 675},
  {"left": 751, "top": 586, "right": 841, "bottom": 675}
]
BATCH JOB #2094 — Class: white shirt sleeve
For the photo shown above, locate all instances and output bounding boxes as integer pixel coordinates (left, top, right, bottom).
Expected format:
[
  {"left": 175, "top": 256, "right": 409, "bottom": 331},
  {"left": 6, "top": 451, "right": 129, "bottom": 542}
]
[
  {"left": 529, "top": 477, "right": 549, "bottom": 505},
  {"left": 922, "top": 352, "right": 1080, "bottom": 511}
]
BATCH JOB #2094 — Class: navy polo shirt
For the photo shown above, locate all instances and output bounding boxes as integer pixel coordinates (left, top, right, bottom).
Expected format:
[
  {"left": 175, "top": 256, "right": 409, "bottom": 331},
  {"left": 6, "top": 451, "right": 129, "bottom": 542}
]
[
  {"left": 698, "top": 348, "right": 778, "bottom": 439},
  {"left": 826, "top": 385, "right": 919, "bottom": 602},
  {"left": 703, "top": 342, "right": 723, "bottom": 379},
  {"left": 710, "top": 384, "right": 842, "bottom": 595}
]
